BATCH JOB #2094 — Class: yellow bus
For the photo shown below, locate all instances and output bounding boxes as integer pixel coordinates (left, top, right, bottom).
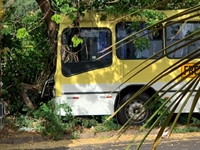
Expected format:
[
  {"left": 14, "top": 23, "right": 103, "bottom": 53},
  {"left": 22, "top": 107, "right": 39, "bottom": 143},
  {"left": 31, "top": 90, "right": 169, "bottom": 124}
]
[{"left": 41, "top": 10, "right": 200, "bottom": 125}]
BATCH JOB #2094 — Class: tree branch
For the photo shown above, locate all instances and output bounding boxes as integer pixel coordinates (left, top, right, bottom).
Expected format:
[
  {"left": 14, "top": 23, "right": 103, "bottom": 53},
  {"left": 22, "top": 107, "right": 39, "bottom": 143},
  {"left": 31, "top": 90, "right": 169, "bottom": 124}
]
[
  {"left": 35, "top": 0, "right": 56, "bottom": 36},
  {"left": 4, "top": 0, "right": 16, "bottom": 8},
  {"left": 21, "top": 83, "right": 39, "bottom": 110}
]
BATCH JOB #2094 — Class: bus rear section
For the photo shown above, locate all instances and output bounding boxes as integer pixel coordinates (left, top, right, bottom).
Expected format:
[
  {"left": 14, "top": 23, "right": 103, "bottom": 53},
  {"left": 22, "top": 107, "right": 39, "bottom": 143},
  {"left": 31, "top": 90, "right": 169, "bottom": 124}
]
[{"left": 54, "top": 15, "right": 118, "bottom": 117}]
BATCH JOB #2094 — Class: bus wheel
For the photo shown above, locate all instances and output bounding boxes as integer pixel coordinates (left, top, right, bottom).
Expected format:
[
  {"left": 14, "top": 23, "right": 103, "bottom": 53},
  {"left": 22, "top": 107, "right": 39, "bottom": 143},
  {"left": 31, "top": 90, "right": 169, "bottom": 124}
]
[{"left": 117, "top": 92, "right": 151, "bottom": 126}]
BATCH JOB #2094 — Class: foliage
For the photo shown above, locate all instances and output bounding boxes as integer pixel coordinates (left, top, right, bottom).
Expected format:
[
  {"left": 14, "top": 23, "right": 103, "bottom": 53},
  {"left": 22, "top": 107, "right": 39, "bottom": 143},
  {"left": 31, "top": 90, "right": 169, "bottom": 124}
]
[
  {"left": 93, "top": 116, "right": 121, "bottom": 133},
  {"left": 150, "top": 98, "right": 170, "bottom": 126},
  {"left": 51, "top": 1, "right": 77, "bottom": 22},
  {"left": 9, "top": 102, "right": 121, "bottom": 140},
  {"left": 33, "top": 100, "right": 74, "bottom": 140},
  {"left": 2, "top": 0, "right": 200, "bottom": 148},
  {"left": 49, "top": 0, "right": 199, "bottom": 24},
  {"left": 173, "top": 125, "right": 200, "bottom": 133},
  {"left": 16, "top": 28, "right": 29, "bottom": 39},
  {"left": 51, "top": 14, "right": 61, "bottom": 24},
  {"left": 192, "top": 117, "right": 200, "bottom": 124},
  {"left": 109, "top": 5, "right": 200, "bottom": 150},
  {"left": 78, "top": 117, "right": 98, "bottom": 128},
  {"left": 14, "top": 115, "right": 35, "bottom": 128},
  {"left": 14, "top": 99, "right": 75, "bottom": 140},
  {"left": 71, "top": 131, "right": 80, "bottom": 139},
  {"left": 2, "top": 0, "right": 198, "bottom": 114},
  {"left": 71, "top": 36, "right": 83, "bottom": 47},
  {"left": 134, "top": 37, "right": 150, "bottom": 52},
  {"left": 2, "top": 0, "right": 51, "bottom": 114},
  {"left": 178, "top": 113, "right": 188, "bottom": 124}
]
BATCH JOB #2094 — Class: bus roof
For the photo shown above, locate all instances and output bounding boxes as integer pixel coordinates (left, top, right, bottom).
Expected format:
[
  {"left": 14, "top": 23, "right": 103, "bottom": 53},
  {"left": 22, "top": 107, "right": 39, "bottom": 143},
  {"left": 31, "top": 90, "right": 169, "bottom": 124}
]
[{"left": 60, "top": 9, "right": 200, "bottom": 25}]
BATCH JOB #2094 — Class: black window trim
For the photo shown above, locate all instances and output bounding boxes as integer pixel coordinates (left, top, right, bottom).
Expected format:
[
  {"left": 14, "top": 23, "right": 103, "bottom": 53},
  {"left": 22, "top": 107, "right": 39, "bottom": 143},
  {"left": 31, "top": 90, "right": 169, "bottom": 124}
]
[
  {"left": 165, "top": 21, "right": 200, "bottom": 59},
  {"left": 115, "top": 21, "right": 164, "bottom": 60},
  {"left": 61, "top": 27, "right": 113, "bottom": 77}
]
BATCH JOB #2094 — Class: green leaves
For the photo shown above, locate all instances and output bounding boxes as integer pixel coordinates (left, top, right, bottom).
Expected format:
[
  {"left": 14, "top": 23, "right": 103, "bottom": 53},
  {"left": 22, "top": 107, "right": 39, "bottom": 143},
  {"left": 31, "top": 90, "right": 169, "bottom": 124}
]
[
  {"left": 2, "top": 23, "right": 14, "bottom": 35},
  {"left": 140, "top": 9, "right": 166, "bottom": 26},
  {"left": 60, "top": 4, "right": 77, "bottom": 13},
  {"left": 52, "top": 1, "right": 78, "bottom": 23},
  {"left": 16, "top": 28, "right": 29, "bottom": 39},
  {"left": 105, "top": 6, "right": 117, "bottom": 15},
  {"left": 54, "top": 0, "right": 66, "bottom": 6},
  {"left": 134, "top": 37, "right": 150, "bottom": 52},
  {"left": 2, "top": 0, "right": 51, "bottom": 114},
  {"left": 71, "top": 36, "right": 83, "bottom": 47},
  {"left": 60, "top": 4, "right": 70, "bottom": 13},
  {"left": 51, "top": 14, "right": 62, "bottom": 24},
  {"left": 51, "top": 3, "right": 78, "bottom": 23},
  {"left": 22, "top": 13, "right": 37, "bottom": 25}
]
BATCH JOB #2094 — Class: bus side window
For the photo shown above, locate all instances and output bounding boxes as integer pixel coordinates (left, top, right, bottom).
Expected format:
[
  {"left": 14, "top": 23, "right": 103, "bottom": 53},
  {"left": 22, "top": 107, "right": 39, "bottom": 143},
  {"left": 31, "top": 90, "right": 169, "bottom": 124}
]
[
  {"left": 61, "top": 27, "right": 112, "bottom": 76},
  {"left": 166, "top": 22, "right": 200, "bottom": 58},
  {"left": 97, "top": 31, "right": 111, "bottom": 60},
  {"left": 116, "top": 22, "right": 128, "bottom": 59},
  {"left": 116, "top": 22, "right": 163, "bottom": 59}
]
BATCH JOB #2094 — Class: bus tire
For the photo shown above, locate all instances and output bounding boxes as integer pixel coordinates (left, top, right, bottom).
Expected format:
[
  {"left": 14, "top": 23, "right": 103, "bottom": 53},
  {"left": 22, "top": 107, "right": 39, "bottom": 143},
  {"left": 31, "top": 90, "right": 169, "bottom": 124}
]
[{"left": 117, "top": 92, "right": 151, "bottom": 126}]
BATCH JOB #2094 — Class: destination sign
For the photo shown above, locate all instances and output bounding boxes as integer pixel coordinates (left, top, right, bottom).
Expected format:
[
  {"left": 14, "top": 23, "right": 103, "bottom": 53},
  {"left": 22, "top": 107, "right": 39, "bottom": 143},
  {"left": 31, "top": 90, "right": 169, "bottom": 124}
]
[{"left": 181, "top": 63, "right": 200, "bottom": 78}]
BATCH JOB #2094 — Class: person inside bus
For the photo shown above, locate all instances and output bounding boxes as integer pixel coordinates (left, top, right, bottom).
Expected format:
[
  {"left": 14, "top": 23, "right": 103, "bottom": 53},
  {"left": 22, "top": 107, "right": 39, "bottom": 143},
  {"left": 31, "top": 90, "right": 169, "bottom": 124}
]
[
  {"left": 116, "top": 22, "right": 151, "bottom": 59},
  {"left": 116, "top": 22, "right": 128, "bottom": 59},
  {"left": 97, "top": 31, "right": 111, "bottom": 60}
]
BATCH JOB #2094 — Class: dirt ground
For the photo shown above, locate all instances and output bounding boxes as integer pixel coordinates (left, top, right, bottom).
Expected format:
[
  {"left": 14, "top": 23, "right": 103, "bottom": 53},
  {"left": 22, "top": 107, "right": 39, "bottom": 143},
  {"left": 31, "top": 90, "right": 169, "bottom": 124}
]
[{"left": 1, "top": 125, "right": 200, "bottom": 150}]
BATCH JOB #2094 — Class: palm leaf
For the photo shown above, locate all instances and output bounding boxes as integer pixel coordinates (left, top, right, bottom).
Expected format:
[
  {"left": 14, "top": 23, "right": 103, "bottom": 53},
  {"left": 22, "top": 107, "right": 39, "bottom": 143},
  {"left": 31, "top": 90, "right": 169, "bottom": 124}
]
[
  {"left": 104, "top": 4, "right": 200, "bottom": 150},
  {"left": 152, "top": 76, "right": 199, "bottom": 150},
  {"left": 100, "top": 4, "right": 200, "bottom": 56},
  {"left": 104, "top": 8, "right": 200, "bottom": 99},
  {"left": 116, "top": 54, "right": 200, "bottom": 149},
  {"left": 107, "top": 45, "right": 200, "bottom": 120},
  {"left": 167, "top": 77, "right": 200, "bottom": 137},
  {"left": 125, "top": 74, "right": 198, "bottom": 150},
  {"left": 116, "top": 61, "right": 199, "bottom": 139},
  {"left": 187, "top": 87, "right": 200, "bottom": 124}
]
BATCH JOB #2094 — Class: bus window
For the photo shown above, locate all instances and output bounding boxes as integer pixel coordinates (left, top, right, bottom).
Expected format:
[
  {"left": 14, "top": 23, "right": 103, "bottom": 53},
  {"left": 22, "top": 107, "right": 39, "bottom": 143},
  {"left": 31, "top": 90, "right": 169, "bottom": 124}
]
[
  {"left": 61, "top": 28, "right": 112, "bottom": 76},
  {"left": 166, "top": 22, "right": 200, "bottom": 58},
  {"left": 116, "top": 22, "right": 163, "bottom": 59}
]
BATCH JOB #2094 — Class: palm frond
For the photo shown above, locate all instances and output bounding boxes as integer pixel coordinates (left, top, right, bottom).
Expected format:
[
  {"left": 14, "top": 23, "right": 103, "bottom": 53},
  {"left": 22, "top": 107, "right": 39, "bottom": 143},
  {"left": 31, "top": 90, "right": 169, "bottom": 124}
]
[
  {"left": 126, "top": 75, "right": 199, "bottom": 150},
  {"left": 104, "top": 8, "right": 200, "bottom": 96},
  {"left": 107, "top": 46, "right": 200, "bottom": 120},
  {"left": 187, "top": 88, "right": 200, "bottom": 124},
  {"left": 105, "top": 4, "right": 200, "bottom": 150},
  {"left": 116, "top": 61, "right": 199, "bottom": 139},
  {"left": 152, "top": 76, "right": 200, "bottom": 150},
  {"left": 100, "top": 4, "right": 200, "bottom": 56}
]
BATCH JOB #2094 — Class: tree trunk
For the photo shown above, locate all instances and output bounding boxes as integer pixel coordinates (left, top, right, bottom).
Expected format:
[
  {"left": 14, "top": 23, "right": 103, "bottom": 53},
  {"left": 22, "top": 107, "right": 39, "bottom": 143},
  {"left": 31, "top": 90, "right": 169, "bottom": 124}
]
[
  {"left": 21, "top": 83, "right": 41, "bottom": 110},
  {"left": 35, "top": 0, "right": 56, "bottom": 37}
]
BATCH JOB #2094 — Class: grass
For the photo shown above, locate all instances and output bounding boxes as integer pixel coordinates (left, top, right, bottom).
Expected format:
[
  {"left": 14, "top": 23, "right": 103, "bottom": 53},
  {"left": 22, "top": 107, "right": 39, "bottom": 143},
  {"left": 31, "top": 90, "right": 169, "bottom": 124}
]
[{"left": 172, "top": 125, "right": 200, "bottom": 133}]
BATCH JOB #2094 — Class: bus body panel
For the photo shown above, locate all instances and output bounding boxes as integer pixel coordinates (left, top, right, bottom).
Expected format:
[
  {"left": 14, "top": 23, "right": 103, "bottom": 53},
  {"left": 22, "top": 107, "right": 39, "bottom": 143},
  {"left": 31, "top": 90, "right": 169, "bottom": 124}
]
[{"left": 55, "top": 82, "right": 166, "bottom": 116}]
